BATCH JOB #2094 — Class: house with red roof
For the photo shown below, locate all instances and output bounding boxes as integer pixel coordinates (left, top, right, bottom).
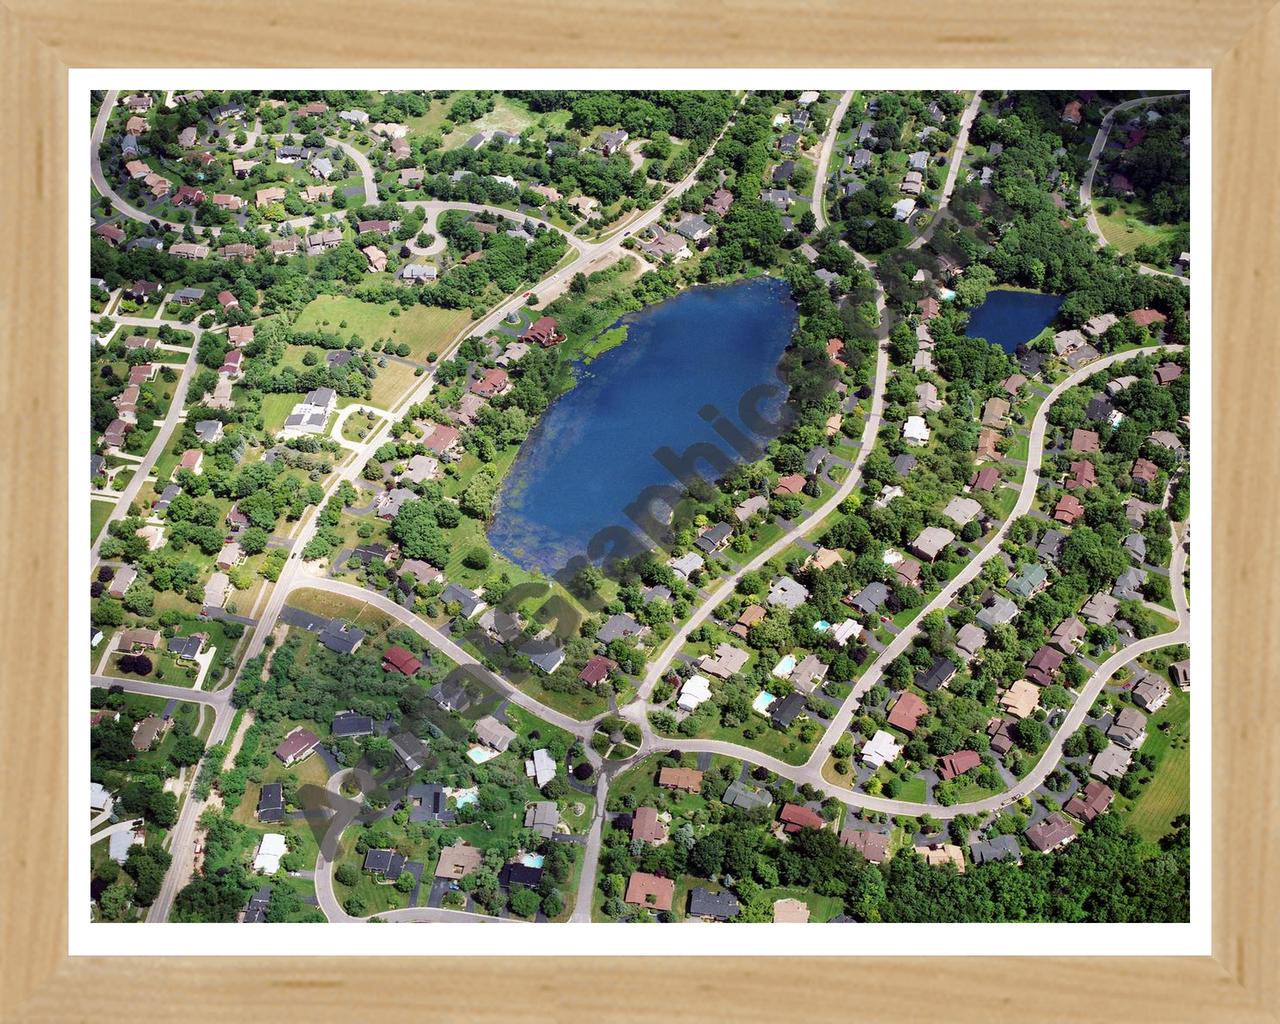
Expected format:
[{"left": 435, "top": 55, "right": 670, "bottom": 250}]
[
  {"left": 778, "top": 803, "right": 825, "bottom": 834},
  {"left": 1054, "top": 494, "right": 1085, "bottom": 525},
  {"left": 579, "top": 655, "right": 617, "bottom": 687},
  {"left": 938, "top": 749, "right": 982, "bottom": 781},
  {"left": 382, "top": 646, "right": 422, "bottom": 676},
  {"left": 886, "top": 691, "right": 928, "bottom": 733}
]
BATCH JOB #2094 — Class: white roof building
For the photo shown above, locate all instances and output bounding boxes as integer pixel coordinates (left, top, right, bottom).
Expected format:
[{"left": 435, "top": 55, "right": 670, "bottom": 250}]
[
  {"left": 253, "top": 833, "right": 288, "bottom": 874},
  {"left": 526, "top": 748, "right": 556, "bottom": 788},
  {"left": 829, "top": 619, "right": 863, "bottom": 646},
  {"left": 677, "top": 675, "right": 713, "bottom": 712},
  {"left": 903, "top": 416, "right": 931, "bottom": 446},
  {"left": 668, "top": 551, "right": 704, "bottom": 580},
  {"left": 861, "top": 730, "right": 903, "bottom": 769}
]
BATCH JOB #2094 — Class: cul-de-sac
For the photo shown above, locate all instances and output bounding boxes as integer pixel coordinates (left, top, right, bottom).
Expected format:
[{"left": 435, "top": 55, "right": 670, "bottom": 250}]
[{"left": 88, "top": 87, "right": 1192, "bottom": 925}]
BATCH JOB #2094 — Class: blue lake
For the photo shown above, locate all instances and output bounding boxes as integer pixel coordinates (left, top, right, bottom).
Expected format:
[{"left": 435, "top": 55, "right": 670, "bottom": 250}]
[
  {"left": 488, "top": 276, "right": 796, "bottom": 576},
  {"left": 964, "top": 289, "right": 1064, "bottom": 353}
]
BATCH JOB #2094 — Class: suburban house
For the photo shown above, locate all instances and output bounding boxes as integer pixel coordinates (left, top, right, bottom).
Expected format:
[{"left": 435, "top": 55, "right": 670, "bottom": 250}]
[
  {"left": 860, "top": 730, "right": 902, "bottom": 769},
  {"left": 909, "top": 526, "right": 955, "bottom": 562},
  {"left": 473, "top": 715, "right": 516, "bottom": 753},
  {"left": 1025, "top": 813, "right": 1076, "bottom": 853},
  {"left": 624, "top": 872, "right": 674, "bottom": 913},
  {"left": 998, "top": 679, "right": 1040, "bottom": 719},
  {"left": 657, "top": 766, "right": 702, "bottom": 793},
  {"left": 887, "top": 692, "right": 928, "bottom": 733},
  {"left": 1108, "top": 707, "right": 1148, "bottom": 749},
  {"left": 840, "top": 828, "right": 890, "bottom": 864},
  {"left": 1065, "top": 780, "right": 1115, "bottom": 823},
  {"left": 273, "top": 727, "right": 320, "bottom": 767}
]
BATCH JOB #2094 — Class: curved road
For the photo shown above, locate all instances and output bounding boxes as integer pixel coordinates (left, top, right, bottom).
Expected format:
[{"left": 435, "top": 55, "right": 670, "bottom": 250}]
[{"left": 1079, "top": 92, "right": 1190, "bottom": 285}]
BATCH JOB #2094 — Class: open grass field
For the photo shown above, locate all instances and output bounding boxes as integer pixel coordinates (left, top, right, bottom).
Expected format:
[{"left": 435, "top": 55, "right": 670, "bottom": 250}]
[
  {"left": 257, "top": 391, "right": 306, "bottom": 435},
  {"left": 1095, "top": 199, "right": 1184, "bottom": 257},
  {"left": 91, "top": 498, "right": 115, "bottom": 542},
  {"left": 1124, "top": 687, "right": 1191, "bottom": 842},
  {"left": 286, "top": 587, "right": 393, "bottom": 633},
  {"left": 294, "top": 295, "right": 473, "bottom": 363},
  {"left": 368, "top": 359, "right": 423, "bottom": 408}
]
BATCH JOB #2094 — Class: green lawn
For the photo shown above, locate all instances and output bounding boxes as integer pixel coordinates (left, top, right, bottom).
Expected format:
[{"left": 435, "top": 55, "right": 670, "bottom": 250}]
[
  {"left": 294, "top": 296, "right": 473, "bottom": 363},
  {"left": 258, "top": 392, "right": 308, "bottom": 435},
  {"left": 1095, "top": 200, "right": 1183, "bottom": 258},
  {"left": 1124, "top": 688, "right": 1190, "bottom": 842},
  {"left": 91, "top": 498, "right": 115, "bottom": 542},
  {"left": 759, "top": 886, "right": 845, "bottom": 923}
]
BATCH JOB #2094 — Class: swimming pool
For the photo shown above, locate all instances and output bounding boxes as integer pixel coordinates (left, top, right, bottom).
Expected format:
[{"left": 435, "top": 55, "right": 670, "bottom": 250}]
[
  {"left": 450, "top": 786, "right": 479, "bottom": 808},
  {"left": 813, "top": 620, "right": 831, "bottom": 633},
  {"left": 752, "top": 691, "right": 777, "bottom": 715},
  {"left": 467, "top": 746, "right": 500, "bottom": 764},
  {"left": 519, "top": 852, "right": 546, "bottom": 868},
  {"left": 772, "top": 654, "right": 797, "bottom": 678}
]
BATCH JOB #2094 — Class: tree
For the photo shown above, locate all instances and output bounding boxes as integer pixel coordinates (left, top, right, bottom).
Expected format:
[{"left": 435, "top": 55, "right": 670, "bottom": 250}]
[
  {"left": 509, "top": 886, "right": 542, "bottom": 918},
  {"left": 335, "top": 862, "right": 360, "bottom": 887}
]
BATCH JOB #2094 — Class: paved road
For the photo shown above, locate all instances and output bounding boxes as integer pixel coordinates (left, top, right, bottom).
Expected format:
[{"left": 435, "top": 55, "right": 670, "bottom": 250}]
[
  {"left": 634, "top": 280, "right": 891, "bottom": 705},
  {"left": 298, "top": 577, "right": 591, "bottom": 736},
  {"left": 91, "top": 674, "right": 229, "bottom": 707},
  {"left": 1079, "top": 92, "right": 1190, "bottom": 285},
  {"left": 90, "top": 90, "right": 185, "bottom": 231},
  {"left": 89, "top": 321, "right": 204, "bottom": 567},
  {"left": 399, "top": 200, "right": 590, "bottom": 256},
  {"left": 906, "top": 90, "right": 983, "bottom": 251},
  {"left": 807, "top": 343, "right": 1185, "bottom": 772},
  {"left": 569, "top": 773, "right": 610, "bottom": 922},
  {"left": 811, "top": 90, "right": 854, "bottom": 231}
]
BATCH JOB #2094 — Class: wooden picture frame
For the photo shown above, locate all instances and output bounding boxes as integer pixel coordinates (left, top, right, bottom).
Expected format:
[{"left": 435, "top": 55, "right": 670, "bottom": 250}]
[{"left": 1, "top": 2, "right": 1274, "bottom": 1019}]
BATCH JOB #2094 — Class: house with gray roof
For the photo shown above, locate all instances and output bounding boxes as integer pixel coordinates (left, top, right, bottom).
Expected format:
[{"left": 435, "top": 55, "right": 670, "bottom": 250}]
[
  {"left": 970, "top": 834, "right": 1022, "bottom": 866},
  {"left": 850, "top": 581, "right": 889, "bottom": 616},
  {"left": 976, "top": 595, "right": 1018, "bottom": 631},
  {"left": 767, "top": 576, "right": 810, "bottom": 610},
  {"left": 597, "top": 613, "right": 646, "bottom": 645},
  {"left": 1007, "top": 563, "right": 1049, "bottom": 600}
]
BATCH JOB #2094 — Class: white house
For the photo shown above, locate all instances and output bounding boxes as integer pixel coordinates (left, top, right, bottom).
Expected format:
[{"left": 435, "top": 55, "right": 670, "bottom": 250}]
[
  {"left": 677, "top": 675, "right": 712, "bottom": 712},
  {"left": 253, "top": 833, "right": 288, "bottom": 874},
  {"left": 903, "top": 416, "right": 931, "bottom": 446},
  {"left": 861, "top": 730, "right": 903, "bottom": 769}
]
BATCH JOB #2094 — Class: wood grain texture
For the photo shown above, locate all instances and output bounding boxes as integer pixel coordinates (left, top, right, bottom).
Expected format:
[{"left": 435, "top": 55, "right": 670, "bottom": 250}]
[
  {"left": 2, "top": 0, "right": 1279, "bottom": 66},
  {"left": 1, "top": 0, "right": 1277, "bottom": 1020}
]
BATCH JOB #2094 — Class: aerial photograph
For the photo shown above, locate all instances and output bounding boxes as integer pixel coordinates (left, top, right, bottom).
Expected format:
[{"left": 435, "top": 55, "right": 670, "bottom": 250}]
[{"left": 86, "top": 86, "right": 1193, "bottom": 928}]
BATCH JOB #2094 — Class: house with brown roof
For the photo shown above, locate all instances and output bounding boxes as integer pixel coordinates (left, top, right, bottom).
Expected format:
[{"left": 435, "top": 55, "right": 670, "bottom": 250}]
[
  {"left": 886, "top": 691, "right": 928, "bottom": 733},
  {"left": 1065, "top": 780, "right": 1114, "bottom": 823},
  {"left": 772, "top": 898, "right": 811, "bottom": 923},
  {"left": 631, "top": 807, "right": 668, "bottom": 845},
  {"left": 1132, "top": 458, "right": 1160, "bottom": 484},
  {"left": 520, "top": 316, "right": 564, "bottom": 348},
  {"left": 938, "top": 749, "right": 982, "bottom": 781},
  {"left": 1068, "top": 460, "right": 1097, "bottom": 489},
  {"left": 381, "top": 646, "right": 422, "bottom": 676},
  {"left": 1129, "top": 308, "right": 1167, "bottom": 328},
  {"left": 969, "top": 467, "right": 1000, "bottom": 492},
  {"left": 578, "top": 654, "right": 617, "bottom": 686},
  {"left": 840, "top": 828, "right": 890, "bottom": 864},
  {"left": 1069, "top": 428, "right": 1100, "bottom": 454},
  {"left": 1153, "top": 362, "right": 1183, "bottom": 386},
  {"left": 255, "top": 186, "right": 288, "bottom": 207},
  {"left": 1050, "top": 617, "right": 1086, "bottom": 653},
  {"left": 773, "top": 472, "right": 806, "bottom": 496},
  {"left": 470, "top": 367, "right": 511, "bottom": 398},
  {"left": 1026, "top": 812, "right": 1076, "bottom": 852},
  {"left": 1025, "top": 645, "right": 1064, "bottom": 686},
  {"left": 131, "top": 715, "right": 168, "bottom": 751},
  {"left": 919, "top": 843, "right": 966, "bottom": 872},
  {"left": 729, "top": 604, "right": 766, "bottom": 639},
  {"left": 1053, "top": 494, "right": 1085, "bottom": 525},
  {"left": 435, "top": 843, "right": 483, "bottom": 880},
  {"left": 976, "top": 428, "right": 1004, "bottom": 462},
  {"left": 779, "top": 803, "right": 825, "bottom": 834},
  {"left": 624, "top": 872, "right": 674, "bottom": 913},
  {"left": 657, "top": 766, "right": 703, "bottom": 793},
  {"left": 273, "top": 727, "right": 320, "bottom": 767},
  {"left": 981, "top": 397, "right": 1010, "bottom": 428},
  {"left": 999, "top": 679, "right": 1040, "bottom": 719}
]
